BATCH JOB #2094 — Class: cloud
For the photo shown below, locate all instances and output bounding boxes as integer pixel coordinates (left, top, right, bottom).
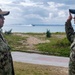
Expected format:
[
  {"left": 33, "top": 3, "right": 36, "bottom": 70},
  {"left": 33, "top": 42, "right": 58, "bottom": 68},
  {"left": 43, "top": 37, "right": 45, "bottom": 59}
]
[
  {"left": 0, "top": 0, "right": 75, "bottom": 25},
  {"left": 0, "top": 0, "right": 12, "bottom": 4},
  {"left": 20, "top": 1, "right": 37, "bottom": 7}
]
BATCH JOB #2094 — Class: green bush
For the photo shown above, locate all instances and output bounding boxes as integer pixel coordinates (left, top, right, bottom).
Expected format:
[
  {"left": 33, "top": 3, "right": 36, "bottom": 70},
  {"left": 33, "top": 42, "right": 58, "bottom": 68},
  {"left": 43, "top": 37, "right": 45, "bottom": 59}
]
[
  {"left": 4, "top": 29, "right": 12, "bottom": 35},
  {"left": 46, "top": 29, "right": 51, "bottom": 38}
]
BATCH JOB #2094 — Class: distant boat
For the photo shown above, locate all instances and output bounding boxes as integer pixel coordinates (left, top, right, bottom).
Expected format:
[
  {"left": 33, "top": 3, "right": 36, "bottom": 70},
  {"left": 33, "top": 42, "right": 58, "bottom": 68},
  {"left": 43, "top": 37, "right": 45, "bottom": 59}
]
[{"left": 32, "top": 24, "right": 35, "bottom": 26}]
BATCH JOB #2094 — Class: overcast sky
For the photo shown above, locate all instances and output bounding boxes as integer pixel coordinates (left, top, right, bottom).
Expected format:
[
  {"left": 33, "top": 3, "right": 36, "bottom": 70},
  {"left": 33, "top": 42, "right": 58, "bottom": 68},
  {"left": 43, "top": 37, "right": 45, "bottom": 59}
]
[{"left": 0, "top": 0, "right": 75, "bottom": 25}]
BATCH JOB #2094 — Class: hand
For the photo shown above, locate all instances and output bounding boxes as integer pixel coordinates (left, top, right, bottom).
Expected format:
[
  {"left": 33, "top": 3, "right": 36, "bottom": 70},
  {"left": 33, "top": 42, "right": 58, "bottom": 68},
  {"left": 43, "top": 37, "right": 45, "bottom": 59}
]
[{"left": 67, "top": 12, "right": 72, "bottom": 22}]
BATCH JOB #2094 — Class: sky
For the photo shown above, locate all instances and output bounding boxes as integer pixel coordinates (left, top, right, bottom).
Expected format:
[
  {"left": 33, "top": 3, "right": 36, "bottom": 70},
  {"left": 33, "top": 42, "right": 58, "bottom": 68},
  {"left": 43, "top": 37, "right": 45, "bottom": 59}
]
[{"left": 0, "top": 0, "right": 75, "bottom": 25}]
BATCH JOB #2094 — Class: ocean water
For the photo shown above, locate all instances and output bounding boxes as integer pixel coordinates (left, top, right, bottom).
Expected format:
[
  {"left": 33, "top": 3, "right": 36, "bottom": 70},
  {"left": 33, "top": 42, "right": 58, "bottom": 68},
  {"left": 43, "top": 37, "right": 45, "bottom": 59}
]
[{"left": 2, "top": 24, "right": 74, "bottom": 33}]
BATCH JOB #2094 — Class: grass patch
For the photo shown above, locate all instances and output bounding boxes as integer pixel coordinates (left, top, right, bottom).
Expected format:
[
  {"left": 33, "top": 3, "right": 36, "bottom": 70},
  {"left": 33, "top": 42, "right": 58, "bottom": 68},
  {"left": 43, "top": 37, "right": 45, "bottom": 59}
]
[
  {"left": 36, "top": 35, "right": 70, "bottom": 57},
  {"left": 4, "top": 33, "right": 27, "bottom": 51},
  {"left": 14, "top": 62, "right": 68, "bottom": 75}
]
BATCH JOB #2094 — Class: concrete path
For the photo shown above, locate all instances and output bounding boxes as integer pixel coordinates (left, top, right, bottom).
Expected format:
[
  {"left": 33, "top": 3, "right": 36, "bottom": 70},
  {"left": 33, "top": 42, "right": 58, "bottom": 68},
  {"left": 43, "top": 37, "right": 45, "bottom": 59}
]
[{"left": 11, "top": 51, "right": 69, "bottom": 67}]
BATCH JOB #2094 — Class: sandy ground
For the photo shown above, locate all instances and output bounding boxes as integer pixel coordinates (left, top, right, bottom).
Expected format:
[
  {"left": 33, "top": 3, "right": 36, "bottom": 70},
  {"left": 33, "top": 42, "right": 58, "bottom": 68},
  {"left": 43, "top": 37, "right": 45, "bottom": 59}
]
[
  {"left": 14, "top": 33, "right": 65, "bottom": 43},
  {"left": 14, "top": 33, "right": 65, "bottom": 53},
  {"left": 14, "top": 33, "right": 50, "bottom": 44},
  {"left": 14, "top": 33, "right": 50, "bottom": 50}
]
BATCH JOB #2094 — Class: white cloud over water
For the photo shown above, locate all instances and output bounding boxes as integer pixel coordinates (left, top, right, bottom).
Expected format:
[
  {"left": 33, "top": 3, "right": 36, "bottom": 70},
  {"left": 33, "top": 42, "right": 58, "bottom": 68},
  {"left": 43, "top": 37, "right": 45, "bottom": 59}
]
[{"left": 0, "top": 0, "right": 75, "bottom": 25}]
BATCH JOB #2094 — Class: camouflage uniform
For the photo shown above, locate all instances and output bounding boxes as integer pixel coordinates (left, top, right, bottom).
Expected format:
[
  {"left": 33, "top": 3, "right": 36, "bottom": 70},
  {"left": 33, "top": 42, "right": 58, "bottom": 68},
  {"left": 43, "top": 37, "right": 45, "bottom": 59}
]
[
  {"left": 0, "top": 31, "right": 15, "bottom": 75},
  {"left": 65, "top": 21, "right": 75, "bottom": 75}
]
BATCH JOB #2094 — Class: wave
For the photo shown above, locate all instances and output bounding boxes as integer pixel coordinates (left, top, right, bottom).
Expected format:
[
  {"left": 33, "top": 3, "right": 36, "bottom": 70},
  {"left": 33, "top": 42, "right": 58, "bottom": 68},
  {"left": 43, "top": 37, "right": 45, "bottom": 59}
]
[
  {"left": 7, "top": 24, "right": 33, "bottom": 26},
  {"left": 21, "top": 24, "right": 32, "bottom": 26}
]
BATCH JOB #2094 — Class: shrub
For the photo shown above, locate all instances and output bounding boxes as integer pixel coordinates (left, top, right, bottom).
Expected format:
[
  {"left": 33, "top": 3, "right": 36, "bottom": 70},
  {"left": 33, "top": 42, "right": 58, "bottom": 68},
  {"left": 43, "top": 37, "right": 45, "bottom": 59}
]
[
  {"left": 46, "top": 29, "right": 51, "bottom": 38},
  {"left": 4, "top": 29, "right": 12, "bottom": 35}
]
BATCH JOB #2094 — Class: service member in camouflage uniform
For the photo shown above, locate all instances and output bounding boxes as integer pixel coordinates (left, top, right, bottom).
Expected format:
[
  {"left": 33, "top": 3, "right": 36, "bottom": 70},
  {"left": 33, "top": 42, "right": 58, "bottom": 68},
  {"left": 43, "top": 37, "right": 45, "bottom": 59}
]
[
  {"left": 0, "top": 9, "right": 15, "bottom": 75},
  {"left": 65, "top": 12, "right": 75, "bottom": 75}
]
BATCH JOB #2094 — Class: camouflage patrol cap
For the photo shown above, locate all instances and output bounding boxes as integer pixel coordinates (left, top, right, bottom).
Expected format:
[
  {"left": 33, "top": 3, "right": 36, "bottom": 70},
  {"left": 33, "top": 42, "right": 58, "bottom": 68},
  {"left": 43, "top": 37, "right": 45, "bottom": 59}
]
[{"left": 0, "top": 9, "right": 10, "bottom": 16}]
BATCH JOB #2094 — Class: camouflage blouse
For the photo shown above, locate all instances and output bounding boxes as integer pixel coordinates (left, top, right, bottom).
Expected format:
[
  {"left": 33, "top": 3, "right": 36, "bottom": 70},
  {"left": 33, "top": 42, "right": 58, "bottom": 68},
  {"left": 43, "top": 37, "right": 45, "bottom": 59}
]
[
  {"left": 0, "top": 32, "right": 14, "bottom": 75},
  {"left": 65, "top": 21, "right": 75, "bottom": 75}
]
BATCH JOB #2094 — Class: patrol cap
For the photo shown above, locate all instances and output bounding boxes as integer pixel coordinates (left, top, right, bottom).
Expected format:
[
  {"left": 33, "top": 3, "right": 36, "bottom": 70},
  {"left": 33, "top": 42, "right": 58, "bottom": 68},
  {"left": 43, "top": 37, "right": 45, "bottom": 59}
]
[
  {"left": 0, "top": 9, "right": 10, "bottom": 16},
  {"left": 69, "top": 9, "right": 75, "bottom": 14}
]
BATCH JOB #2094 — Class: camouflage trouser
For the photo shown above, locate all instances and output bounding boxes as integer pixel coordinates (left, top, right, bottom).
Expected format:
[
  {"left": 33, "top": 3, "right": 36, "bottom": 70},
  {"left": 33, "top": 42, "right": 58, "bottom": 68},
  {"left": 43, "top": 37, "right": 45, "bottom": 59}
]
[{"left": 69, "top": 48, "right": 75, "bottom": 75}]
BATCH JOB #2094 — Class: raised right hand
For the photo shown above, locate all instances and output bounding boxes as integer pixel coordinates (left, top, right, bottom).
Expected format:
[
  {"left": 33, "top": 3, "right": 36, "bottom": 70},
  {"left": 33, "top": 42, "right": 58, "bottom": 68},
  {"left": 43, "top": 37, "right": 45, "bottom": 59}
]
[{"left": 67, "top": 12, "right": 72, "bottom": 22}]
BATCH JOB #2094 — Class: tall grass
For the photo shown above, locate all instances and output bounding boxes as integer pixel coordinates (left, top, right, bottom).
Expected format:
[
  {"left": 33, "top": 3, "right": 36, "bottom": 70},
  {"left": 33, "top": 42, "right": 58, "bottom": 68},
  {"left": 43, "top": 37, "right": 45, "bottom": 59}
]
[{"left": 37, "top": 37, "right": 70, "bottom": 57}]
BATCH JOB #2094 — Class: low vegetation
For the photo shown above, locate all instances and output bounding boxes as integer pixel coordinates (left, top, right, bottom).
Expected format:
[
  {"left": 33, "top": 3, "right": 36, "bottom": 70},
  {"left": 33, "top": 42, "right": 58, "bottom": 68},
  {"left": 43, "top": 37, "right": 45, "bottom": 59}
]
[
  {"left": 4, "top": 32, "right": 71, "bottom": 57},
  {"left": 14, "top": 62, "right": 68, "bottom": 75},
  {"left": 37, "top": 36, "right": 70, "bottom": 57}
]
